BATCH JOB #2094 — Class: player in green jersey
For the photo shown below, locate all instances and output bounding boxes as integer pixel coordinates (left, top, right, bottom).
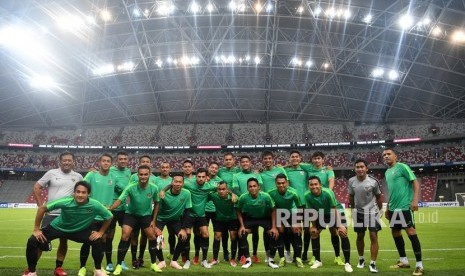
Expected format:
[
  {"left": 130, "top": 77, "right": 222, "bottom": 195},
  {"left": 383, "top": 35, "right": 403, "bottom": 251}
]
[
  {"left": 129, "top": 155, "right": 157, "bottom": 269},
  {"left": 236, "top": 178, "right": 279, "bottom": 269},
  {"left": 153, "top": 162, "right": 175, "bottom": 261},
  {"left": 305, "top": 176, "right": 353, "bottom": 273},
  {"left": 154, "top": 173, "right": 190, "bottom": 270},
  {"left": 268, "top": 173, "right": 304, "bottom": 268},
  {"left": 232, "top": 156, "right": 263, "bottom": 264},
  {"left": 109, "top": 165, "right": 163, "bottom": 275},
  {"left": 106, "top": 151, "right": 132, "bottom": 272},
  {"left": 207, "top": 181, "right": 239, "bottom": 267},
  {"left": 24, "top": 181, "right": 113, "bottom": 276},
  {"left": 79, "top": 153, "right": 115, "bottom": 276},
  {"left": 217, "top": 152, "right": 240, "bottom": 262},
  {"left": 383, "top": 149, "right": 424, "bottom": 276},
  {"left": 182, "top": 160, "right": 196, "bottom": 186}
]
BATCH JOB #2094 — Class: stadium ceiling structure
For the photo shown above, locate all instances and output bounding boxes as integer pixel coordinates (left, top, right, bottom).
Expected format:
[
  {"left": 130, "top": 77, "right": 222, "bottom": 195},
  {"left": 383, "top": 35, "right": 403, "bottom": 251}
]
[{"left": 0, "top": 0, "right": 465, "bottom": 129}]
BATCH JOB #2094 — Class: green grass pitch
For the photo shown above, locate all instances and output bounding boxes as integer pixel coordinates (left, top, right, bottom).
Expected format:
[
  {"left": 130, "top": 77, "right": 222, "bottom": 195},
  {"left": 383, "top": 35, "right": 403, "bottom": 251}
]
[{"left": 1, "top": 208, "right": 465, "bottom": 275}]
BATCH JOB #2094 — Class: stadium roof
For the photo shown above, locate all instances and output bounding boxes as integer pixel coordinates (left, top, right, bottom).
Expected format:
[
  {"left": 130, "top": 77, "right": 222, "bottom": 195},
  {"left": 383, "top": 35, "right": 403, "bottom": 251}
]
[{"left": 1, "top": 0, "right": 465, "bottom": 129}]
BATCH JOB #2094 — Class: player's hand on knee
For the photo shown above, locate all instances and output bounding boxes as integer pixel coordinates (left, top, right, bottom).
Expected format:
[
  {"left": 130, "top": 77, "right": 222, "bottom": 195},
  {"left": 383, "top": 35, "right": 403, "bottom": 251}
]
[
  {"left": 89, "top": 231, "right": 103, "bottom": 241},
  {"left": 337, "top": 227, "right": 347, "bottom": 238},
  {"left": 269, "top": 227, "right": 279, "bottom": 240},
  {"left": 33, "top": 229, "right": 47, "bottom": 243},
  {"left": 310, "top": 227, "right": 318, "bottom": 236},
  {"left": 178, "top": 229, "right": 187, "bottom": 241},
  {"left": 238, "top": 227, "right": 246, "bottom": 237}
]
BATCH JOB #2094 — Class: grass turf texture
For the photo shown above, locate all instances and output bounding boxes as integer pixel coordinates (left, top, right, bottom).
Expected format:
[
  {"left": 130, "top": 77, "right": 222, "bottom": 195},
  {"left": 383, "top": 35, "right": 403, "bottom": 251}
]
[{"left": 1, "top": 208, "right": 464, "bottom": 275}]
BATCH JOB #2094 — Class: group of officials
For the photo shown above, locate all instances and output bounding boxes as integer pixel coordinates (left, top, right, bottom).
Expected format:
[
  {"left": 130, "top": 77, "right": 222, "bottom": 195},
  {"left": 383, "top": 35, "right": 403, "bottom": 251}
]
[{"left": 23, "top": 149, "right": 424, "bottom": 276}]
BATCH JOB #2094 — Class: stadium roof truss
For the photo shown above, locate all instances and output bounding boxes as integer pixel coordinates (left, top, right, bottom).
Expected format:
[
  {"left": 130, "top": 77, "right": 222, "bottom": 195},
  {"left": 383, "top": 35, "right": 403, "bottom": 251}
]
[{"left": 0, "top": 0, "right": 464, "bottom": 128}]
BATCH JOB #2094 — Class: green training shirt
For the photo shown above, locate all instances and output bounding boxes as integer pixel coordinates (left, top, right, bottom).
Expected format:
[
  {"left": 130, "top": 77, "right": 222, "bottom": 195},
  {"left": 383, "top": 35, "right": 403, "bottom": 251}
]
[
  {"left": 208, "top": 192, "right": 237, "bottom": 221},
  {"left": 301, "top": 163, "right": 334, "bottom": 189},
  {"left": 205, "top": 175, "right": 223, "bottom": 212},
  {"left": 304, "top": 187, "right": 343, "bottom": 215},
  {"left": 110, "top": 166, "right": 132, "bottom": 211},
  {"left": 218, "top": 166, "right": 241, "bottom": 190},
  {"left": 268, "top": 186, "right": 302, "bottom": 211},
  {"left": 183, "top": 181, "right": 217, "bottom": 217},
  {"left": 84, "top": 171, "right": 115, "bottom": 221},
  {"left": 285, "top": 166, "right": 308, "bottom": 203},
  {"left": 237, "top": 191, "right": 275, "bottom": 219},
  {"left": 158, "top": 188, "right": 192, "bottom": 222},
  {"left": 47, "top": 196, "right": 112, "bottom": 233},
  {"left": 385, "top": 162, "right": 416, "bottom": 211},
  {"left": 260, "top": 166, "right": 288, "bottom": 192},
  {"left": 232, "top": 171, "right": 263, "bottom": 195},
  {"left": 119, "top": 183, "right": 159, "bottom": 217},
  {"left": 154, "top": 176, "right": 173, "bottom": 191},
  {"left": 129, "top": 173, "right": 157, "bottom": 186}
]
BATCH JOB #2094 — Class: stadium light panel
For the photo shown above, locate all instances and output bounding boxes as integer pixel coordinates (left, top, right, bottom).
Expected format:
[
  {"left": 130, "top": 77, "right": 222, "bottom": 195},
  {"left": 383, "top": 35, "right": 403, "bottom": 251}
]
[
  {"left": 255, "top": 2, "right": 263, "bottom": 13},
  {"left": 431, "top": 26, "right": 442, "bottom": 37},
  {"left": 117, "top": 61, "right": 135, "bottom": 72},
  {"left": 398, "top": 14, "right": 414, "bottom": 30},
  {"left": 371, "top": 68, "right": 384, "bottom": 78},
  {"left": 93, "top": 64, "right": 115, "bottom": 75},
  {"left": 254, "top": 56, "right": 261, "bottom": 64},
  {"left": 326, "top": 7, "right": 336, "bottom": 18},
  {"left": 245, "top": 55, "right": 251, "bottom": 61},
  {"left": 30, "top": 75, "right": 57, "bottom": 89},
  {"left": 228, "top": 1, "right": 237, "bottom": 11},
  {"left": 388, "top": 70, "right": 399, "bottom": 80},
  {"left": 206, "top": 3, "right": 214, "bottom": 13},
  {"left": 322, "top": 62, "right": 330, "bottom": 69},
  {"left": 291, "top": 57, "right": 302, "bottom": 67},
  {"left": 314, "top": 7, "right": 322, "bottom": 16},
  {"left": 297, "top": 6, "right": 304, "bottom": 14},
  {"left": 56, "top": 15, "right": 86, "bottom": 32},
  {"left": 156, "top": 59, "right": 163, "bottom": 67},
  {"left": 342, "top": 9, "right": 351, "bottom": 19},
  {"left": 157, "top": 4, "right": 175, "bottom": 16},
  {"left": 305, "top": 60, "right": 313, "bottom": 67},
  {"left": 265, "top": 3, "right": 273, "bottom": 13},
  {"left": 189, "top": 2, "right": 200, "bottom": 14},
  {"left": 144, "top": 9, "right": 150, "bottom": 17},
  {"left": 133, "top": 8, "right": 142, "bottom": 17},
  {"left": 451, "top": 30, "right": 465, "bottom": 43},
  {"left": 363, "top": 14, "right": 372, "bottom": 23},
  {"left": 100, "top": 10, "right": 112, "bottom": 22}
]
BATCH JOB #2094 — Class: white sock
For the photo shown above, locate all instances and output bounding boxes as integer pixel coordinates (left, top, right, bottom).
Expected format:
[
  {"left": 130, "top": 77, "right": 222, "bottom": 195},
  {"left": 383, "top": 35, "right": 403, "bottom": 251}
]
[
  {"left": 400, "top": 257, "right": 408, "bottom": 264},
  {"left": 416, "top": 261, "right": 423, "bottom": 268},
  {"left": 359, "top": 256, "right": 364, "bottom": 260},
  {"left": 370, "top": 260, "right": 376, "bottom": 264}
]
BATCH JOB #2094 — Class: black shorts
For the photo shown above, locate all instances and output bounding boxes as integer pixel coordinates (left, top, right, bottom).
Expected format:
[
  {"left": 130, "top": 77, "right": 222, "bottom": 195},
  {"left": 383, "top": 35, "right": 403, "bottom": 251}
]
[
  {"left": 41, "top": 214, "right": 59, "bottom": 229},
  {"left": 205, "top": 211, "right": 216, "bottom": 226},
  {"left": 40, "top": 224, "right": 99, "bottom": 244},
  {"left": 183, "top": 216, "right": 208, "bottom": 229},
  {"left": 353, "top": 212, "right": 382, "bottom": 233},
  {"left": 214, "top": 219, "right": 239, "bottom": 232},
  {"left": 109, "top": 210, "right": 125, "bottom": 230},
  {"left": 388, "top": 210, "right": 415, "bottom": 229},
  {"left": 314, "top": 212, "right": 348, "bottom": 230},
  {"left": 123, "top": 214, "right": 153, "bottom": 230},
  {"left": 243, "top": 217, "right": 272, "bottom": 231},
  {"left": 156, "top": 220, "right": 182, "bottom": 235}
]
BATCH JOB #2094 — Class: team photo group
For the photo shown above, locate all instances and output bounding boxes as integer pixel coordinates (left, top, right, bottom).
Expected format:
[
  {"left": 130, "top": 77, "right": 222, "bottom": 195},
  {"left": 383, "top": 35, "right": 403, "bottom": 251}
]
[{"left": 23, "top": 148, "right": 424, "bottom": 276}]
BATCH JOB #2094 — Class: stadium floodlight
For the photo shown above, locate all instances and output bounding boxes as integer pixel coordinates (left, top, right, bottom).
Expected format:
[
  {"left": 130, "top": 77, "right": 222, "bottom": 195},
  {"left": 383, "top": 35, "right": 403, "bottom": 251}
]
[
  {"left": 228, "top": 1, "right": 237, "bottom": 11},
  {"left": 100, "top": 9, "right": 112, "bottom": 22},
  {"left": 157, "top": 4, "right": 175, "bottom": 16},
  {"left": 227, "top": 55, "right": 236, "bottom": 63},
  {"left": 144, "top": 9, "right": 150, "bottom": 17},
  {"left": 297, "top": 6, "right": 304, "bottom": 14},
  {"left": 206, "top": 3, "right": 214, "bottom": 13},
  {"left": 451, "top": 30, "right": 465, "bottom": 43},
  {"left": 388, "top": 70, "right": 399, "bottom": 80},
  {"left": 30, "top": 75, "right": 57, "bottom": 89},
  {"left": 314, "top": 7, "right": 322, "bottom": 16},
  {"left": 255, "top": 2, "right": 263, "bottom": 13},
  {"left": 291, "top": 57, "right": 302, "bottom": 67},
  {"left": 363, "top": 14, "right": 372, "bottom": 24},
  {"left": 398, "top": 14, "right": 414, "bottom": 30},
  {"left": 322, "top": 62, "right": 330, "bottom": 69},
  {"left": 156, "top": 59, "right": 163, "bottom": 67},
  {"left": 371, "top": 68, "right": 384, "bottom": 78},
  {"left": 117, "top": 61, "right": 135, "bottom": 72},
  {"left": 326, "top": 7, "right": 337, "bottom": 18},
  {"left": 254, "top": 56, "right": 261, "bottom": 64},
  {"left": 92, "top": 64, "right": 115, "bottom": 75},
  {"left": 265, "top": 3, "right": 273, "bottom": 13},
  {"left": 133, "top": 8, "right": 142, "bottom": 17},
  {"left": 56, "top": 15, "right": 86, "bottom": 32},
  {"left": 86, "top": 15, "right": 96, "bottom": 25},
  {"left": 0, "top": 25, "right": 50, "bottom": 58},
  {"left": 342, "top": 9, "right": 351, "bottom": 19},
  {"left": 305, "top": 60, "right": 313, "bottom": 67},
  {"left": 420, "top": 17, "right": 431, "bottom": 26},
  {"left": 189, "top": 2, "right": 200, "bottom": 14},
  {"left": 431, "top": 26, "right": 442, "bottom": 37}
]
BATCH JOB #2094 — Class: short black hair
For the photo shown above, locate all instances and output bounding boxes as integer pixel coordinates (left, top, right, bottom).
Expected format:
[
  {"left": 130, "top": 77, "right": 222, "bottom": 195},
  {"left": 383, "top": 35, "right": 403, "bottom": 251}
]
[
  {"left": 138, "top": 165, "right": 151, "bottom": 172},
  {"left": 308, "top": 175, "right": 322, "bottom": 184},
  {"left": 217, "top": 181, "right": 227, "bottom": 187},
  {"left": 139, "top": 155, "right": 151, "bottom": 162},
  {"left": 183, "top": 159, "right": 194, "bottom": 166},
  {"left": 311, "top": 151, "right": 325, "bottom": 159},
  {"left": 275, "top": 173, "right": 288, "bottom": 181},
  {"left": 355, "top": 158, "right": 368, "bottom": 167},
  {"left": 116, "top": 151, "right": 128, "bottom": 157},
  {"left": 75, "top": 181, "right": 91, "bottom": 194},
  {"left": 262, "top": 151, "right": 274, "bottom": 159},
  {"left": 383, "top": 148, "right": 396, "bottom": 154},
  {"left": 100, "top": 153, "right": 113, "bottom": 162},
  {"left": 196, "top": 167, "right": 208, "bottom": 175},
  {"left": 171, "top": 172, "right": 184, "bottom": 180},
  {"left": 247, "top": 177, "right": 260, "bottom": 186},
  {"left": 59, "top": 152, "right": 75, "bottom": 161},
  {"left": 209, "top": 161, "right": 220, "bottom": 167},
  {"left": 290, "top": 150, "right": 301, "bottom": 156},
  {"left": 240, "top": 155, "right": 251, "bottom": 161}
]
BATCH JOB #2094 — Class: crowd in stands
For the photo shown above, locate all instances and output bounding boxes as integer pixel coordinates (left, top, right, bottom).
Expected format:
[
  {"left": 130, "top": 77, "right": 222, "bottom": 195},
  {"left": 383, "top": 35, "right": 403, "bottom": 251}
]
[{"left": 1, "top": 121, "right": 465, "bottom": 146}]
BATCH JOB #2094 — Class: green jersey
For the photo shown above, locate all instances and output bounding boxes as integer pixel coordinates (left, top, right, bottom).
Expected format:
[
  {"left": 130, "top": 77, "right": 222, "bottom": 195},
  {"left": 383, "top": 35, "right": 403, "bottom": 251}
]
[
  {"left": 110, "top": 166, "right": 132, "bottom": 211},
  {"left": 260, "top": 166, "right": 288, "bottom": 192},
  {"left": 304, "top": 187, "right": 343, "bottom": 215},
  {"left": 237, "top": 191, "right": 275, "bottom": 219},
  {"left": 208, "top": 192, "right": 237, "bottom": 221},
  {"left": 158, "top": 188, "right": 192, "bottom": 222},
  {"left": 84, "top": 171, "right": 115, "bottom": 221},
  {"left": 129, "top": 173, "right": 157, "bottom": 186},
  {"left": 154, "top": 176, "right": 172, "bottom": 190},
  {"left": 232, "top": 170, "right": 263, "bottom": 195},
  {"left": 285, "top": 166, "right": 308, "bottom": 203},
  {"left": 301, "top": 163, "right": 334, "bottom": 189},
  {"left": 184, "top": 175, "right": 197, "bottom": 186},
  {"left": 385, "top": 162, "right": 416, "bottom": 211},
  {"left": 218, "top": 166, "right": 241, "bottom": 190},
  {"left": 47, "top": 196, "right": 112, "bottom": 233},
  {"left": 205, "top": 175, "right": 223, "bottom": 212},
  {"left": 119, "top": 183, "right": 159, "bottom": 217},
  {"left": 183, "top": 181, "right": 217, "bottom": 217},
  {"left": 268, "top": 186, "right": 302, "bottom": 211}
]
